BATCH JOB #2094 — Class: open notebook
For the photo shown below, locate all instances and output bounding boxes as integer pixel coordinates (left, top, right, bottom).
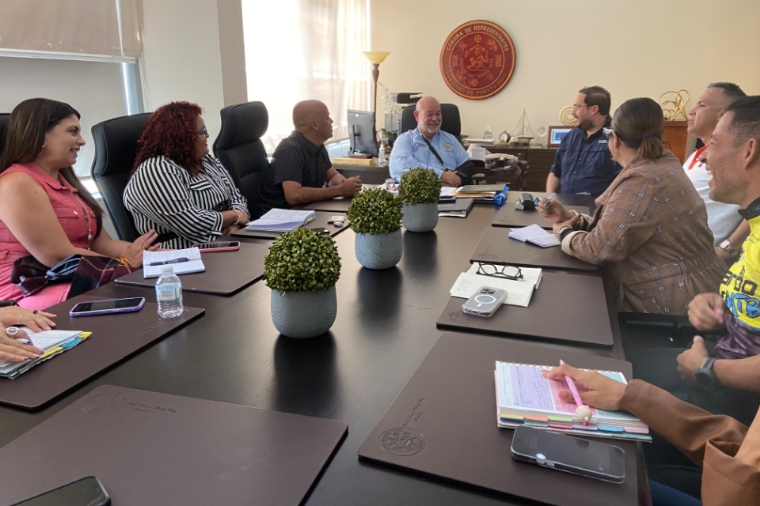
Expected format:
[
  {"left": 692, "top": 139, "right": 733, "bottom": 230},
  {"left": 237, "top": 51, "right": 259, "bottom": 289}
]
[
  {"left": 0, "top": 329, "right": 88, "bottom": 379},
  {"left": 246, "top": 209, "right": 316, "bottom": 232},
  {"left": 143, "top": 248, "right": 205, "bottom": 278},
  {"left": 495, "top": 361, "right": 650, "bottom": 441},
  {"left": 508, "top": 224, "right": 560, "bottom": 248}
]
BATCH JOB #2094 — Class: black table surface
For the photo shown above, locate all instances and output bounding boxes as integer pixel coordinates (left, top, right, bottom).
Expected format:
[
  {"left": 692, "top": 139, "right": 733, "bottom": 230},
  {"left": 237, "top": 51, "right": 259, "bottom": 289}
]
[{"left": 0, "top": 203, "right": 631, "bottom": 506}]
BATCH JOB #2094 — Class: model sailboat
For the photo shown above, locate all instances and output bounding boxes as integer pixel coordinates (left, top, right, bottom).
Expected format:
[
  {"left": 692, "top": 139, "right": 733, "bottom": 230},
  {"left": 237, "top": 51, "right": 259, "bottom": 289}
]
[{"left": 512, "top": 109, "right": 534, "bottom": 142}]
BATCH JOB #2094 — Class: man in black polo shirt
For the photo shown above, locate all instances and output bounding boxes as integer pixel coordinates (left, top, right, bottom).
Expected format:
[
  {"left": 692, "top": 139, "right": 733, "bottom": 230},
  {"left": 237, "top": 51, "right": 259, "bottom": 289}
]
[
  {"left": 545, "top": 86, "right": 622, "bottom": 198},
  {"left": 254, "top": 100, "right": 362, "bottom": 217}
]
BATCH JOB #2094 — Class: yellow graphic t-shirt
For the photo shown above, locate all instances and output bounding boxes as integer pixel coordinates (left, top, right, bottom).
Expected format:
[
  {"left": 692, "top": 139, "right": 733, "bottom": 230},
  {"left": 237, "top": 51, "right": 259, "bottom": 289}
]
[{"left": 720, "top": 215, "right": 760, "bottom": 330}]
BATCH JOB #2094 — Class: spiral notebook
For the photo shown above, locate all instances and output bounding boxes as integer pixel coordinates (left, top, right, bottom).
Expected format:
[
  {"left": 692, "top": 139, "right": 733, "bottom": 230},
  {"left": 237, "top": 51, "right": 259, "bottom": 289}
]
[
  {"left": 142, "top": 248, "right": 205, "bottom": 278},
  {"left": 495, "top": 361, "right": 650, "bottom": 441}
]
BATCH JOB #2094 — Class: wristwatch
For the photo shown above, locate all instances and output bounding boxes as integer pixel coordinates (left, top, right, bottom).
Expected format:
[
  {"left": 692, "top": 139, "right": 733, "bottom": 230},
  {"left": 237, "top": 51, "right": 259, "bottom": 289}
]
[
  {"left": 695, "top": 357, "right": 720, "bottom": 388},
  {"left": 719, "top": 239, "right": 738, "bottom": 257}
]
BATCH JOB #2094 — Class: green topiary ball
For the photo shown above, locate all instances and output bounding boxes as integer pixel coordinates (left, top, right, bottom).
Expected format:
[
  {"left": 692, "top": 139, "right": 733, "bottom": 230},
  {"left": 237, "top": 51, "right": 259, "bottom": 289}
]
[
  {"left": 397, "top": 168, "right": 443, "bottom": 204},
  {"left": 264, "top": 227, "right": 341, "bottom": 293},
  {"left": 347, "top": 187, "right": 403, "bottom": 235}
]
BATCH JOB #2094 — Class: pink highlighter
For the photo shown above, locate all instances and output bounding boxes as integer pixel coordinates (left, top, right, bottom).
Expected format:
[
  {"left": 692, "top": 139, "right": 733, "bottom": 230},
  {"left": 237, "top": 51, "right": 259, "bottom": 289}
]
[{"left": 559, "top": 360, "right": 591, "bottom": 426}]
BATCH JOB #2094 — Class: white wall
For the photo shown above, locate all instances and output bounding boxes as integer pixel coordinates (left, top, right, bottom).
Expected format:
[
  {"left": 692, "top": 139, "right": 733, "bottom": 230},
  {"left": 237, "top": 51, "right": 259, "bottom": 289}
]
[
  {"left": 370, "top": 0, "right": 760, "bottom": 146},
  {"left": 140, "top": 0, "right": 226, "bottom": 140}
]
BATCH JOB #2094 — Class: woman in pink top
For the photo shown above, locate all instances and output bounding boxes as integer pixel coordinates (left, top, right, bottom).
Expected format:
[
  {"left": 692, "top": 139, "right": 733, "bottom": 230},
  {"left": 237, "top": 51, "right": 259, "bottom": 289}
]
[{"left": 0, "top": 99, "right": 159, "bottom": 310}]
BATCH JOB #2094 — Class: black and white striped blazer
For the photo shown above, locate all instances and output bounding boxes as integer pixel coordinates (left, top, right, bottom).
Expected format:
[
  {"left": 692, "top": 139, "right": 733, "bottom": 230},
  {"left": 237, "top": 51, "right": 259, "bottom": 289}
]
[{"left": 124, "top": 154, "right": 248, "bottom": 249}]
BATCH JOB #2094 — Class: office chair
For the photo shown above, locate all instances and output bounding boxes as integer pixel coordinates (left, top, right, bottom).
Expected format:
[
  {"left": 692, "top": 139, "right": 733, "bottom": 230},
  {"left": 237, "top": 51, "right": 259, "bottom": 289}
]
[
  {"left": 213, "top": 101, "right": 270, "bottom": 215},
  {"left": 90, "top": 113, "right": 152, "bottom": 242},
  {"left": 400, "top": 103, "right": 462, "bottom": 141},
  {"left": 0, "top": 113, "right": 10, "bottom": 158}
]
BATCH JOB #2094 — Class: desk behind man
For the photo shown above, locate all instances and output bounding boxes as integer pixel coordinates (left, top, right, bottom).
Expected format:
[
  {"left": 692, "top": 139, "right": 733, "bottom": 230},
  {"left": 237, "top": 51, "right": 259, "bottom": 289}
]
[
  {"left": 254, "top": 100, "right": 361, "bottom": 218},
  {"left": 546, "top": 86, "right": 621, "bottom": 198},
  {"left": 389, "top": 96, "right": 469, "bottom": 187}
]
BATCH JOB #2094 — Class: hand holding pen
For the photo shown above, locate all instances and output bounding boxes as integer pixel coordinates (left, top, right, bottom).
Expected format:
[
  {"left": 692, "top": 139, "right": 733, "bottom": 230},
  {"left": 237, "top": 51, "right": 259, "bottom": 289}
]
[{"left": 537, "top": 194, "right": 571, "bottom": 224}]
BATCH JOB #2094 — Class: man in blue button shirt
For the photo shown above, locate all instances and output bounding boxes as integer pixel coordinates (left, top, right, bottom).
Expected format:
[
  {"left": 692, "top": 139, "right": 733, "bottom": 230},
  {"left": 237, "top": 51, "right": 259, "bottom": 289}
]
[
  {"left": 389, "top": 96, "right": 470, "bottom": 187},
  {"left": 546, "top": 86, "right": 621, "bottom": 198}
]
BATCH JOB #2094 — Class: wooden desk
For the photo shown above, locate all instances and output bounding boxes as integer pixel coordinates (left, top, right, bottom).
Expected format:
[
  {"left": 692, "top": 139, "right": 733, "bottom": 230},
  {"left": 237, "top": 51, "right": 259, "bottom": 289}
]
[
  {"left": 0, "top": 205, "right": 639, "bottom": 505},
  {"left": 333, "top": 159, "right": 389, "bottom": 184}
]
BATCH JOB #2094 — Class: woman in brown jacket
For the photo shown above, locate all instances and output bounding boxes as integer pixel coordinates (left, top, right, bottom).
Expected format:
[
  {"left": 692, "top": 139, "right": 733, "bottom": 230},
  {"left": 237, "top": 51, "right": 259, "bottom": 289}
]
[
  {"left": 539, "top": 97, "right": 726, "bottom": 315},
  {"left": 543, "top": 363, "right": 760, "bottom": 505}
]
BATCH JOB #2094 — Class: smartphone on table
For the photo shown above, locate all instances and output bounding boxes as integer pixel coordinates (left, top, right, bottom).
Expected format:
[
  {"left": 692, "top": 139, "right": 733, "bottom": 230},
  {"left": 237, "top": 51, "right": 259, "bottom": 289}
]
[
  {"left": 191, "top": 241, "right": 241, "bottom": 252},
  {"left": 511, "top": 426, "right": 626, "bottom": 484},
  {"left": 461, "top": 286, "right": 508, "bottom": 317},
  {"left": 11, "top": 476, "right": 110, "bottom": 505},
  {"left": 69, "top": 297, "right": 146, "bottom": 317}
]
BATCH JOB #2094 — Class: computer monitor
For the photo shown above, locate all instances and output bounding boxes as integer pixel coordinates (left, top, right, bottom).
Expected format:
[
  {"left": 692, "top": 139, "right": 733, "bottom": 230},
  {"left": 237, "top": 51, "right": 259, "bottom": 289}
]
[{"left": 347, "top": 109, "right": 378, "bottom": 157}]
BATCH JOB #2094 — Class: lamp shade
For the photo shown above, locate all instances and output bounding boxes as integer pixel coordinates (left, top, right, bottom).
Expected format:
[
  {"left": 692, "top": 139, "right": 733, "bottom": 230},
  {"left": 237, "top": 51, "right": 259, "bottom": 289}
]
[{"left": 363, "top": 51, "right": 390, "bottom": 65}]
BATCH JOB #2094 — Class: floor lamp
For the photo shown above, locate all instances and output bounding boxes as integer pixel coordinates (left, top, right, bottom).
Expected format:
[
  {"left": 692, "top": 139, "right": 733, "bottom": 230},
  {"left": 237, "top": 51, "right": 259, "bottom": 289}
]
[{"left": 362, "top": 51, "right": 390, "bottom": 137}]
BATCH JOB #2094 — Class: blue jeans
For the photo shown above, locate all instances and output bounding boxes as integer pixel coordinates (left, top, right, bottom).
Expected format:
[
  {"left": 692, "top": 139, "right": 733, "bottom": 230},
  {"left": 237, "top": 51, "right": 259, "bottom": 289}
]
[{"left": 650, "top": 480, "right": 701, "bottom": 506}]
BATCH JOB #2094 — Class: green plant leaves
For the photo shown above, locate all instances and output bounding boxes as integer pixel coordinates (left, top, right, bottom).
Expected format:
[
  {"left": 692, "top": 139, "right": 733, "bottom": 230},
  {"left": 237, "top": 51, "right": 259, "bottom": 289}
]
[
  {"left": 397, "top": 168, "right": 443, "bottom": 205},
  {"left": 263, "top": 227, "right": 342, "bottom": 293},
  {"left": 347, "top": 187, "right": 403, "bottom": 235}
]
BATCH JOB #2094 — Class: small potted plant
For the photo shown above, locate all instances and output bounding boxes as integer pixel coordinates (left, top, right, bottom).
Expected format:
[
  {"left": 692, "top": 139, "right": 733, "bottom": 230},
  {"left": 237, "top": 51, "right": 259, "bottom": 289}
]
[
  {"left": 347, "top": 188, "right": 403, "bottom": 269},
  {"left": 264, "top": 227, "right": 341, "bottom": 338},
  {"left": 398, "top": 168, "right": 442, "bottom": 232}
]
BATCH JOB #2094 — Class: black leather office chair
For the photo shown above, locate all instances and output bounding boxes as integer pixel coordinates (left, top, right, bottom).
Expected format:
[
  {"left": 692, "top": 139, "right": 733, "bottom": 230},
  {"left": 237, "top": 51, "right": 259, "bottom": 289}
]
[
  {"left": 213, "top": 101, "right": 270, "bottom": 214},
  {"left": 400, "top": 103, "right": 462, "bottom": 141},
  {"left": 0, "top": 113, "right": 10, "bottom": 158},
  {"left": 90, "top": 113, "right": 151, "bottom": 242}
]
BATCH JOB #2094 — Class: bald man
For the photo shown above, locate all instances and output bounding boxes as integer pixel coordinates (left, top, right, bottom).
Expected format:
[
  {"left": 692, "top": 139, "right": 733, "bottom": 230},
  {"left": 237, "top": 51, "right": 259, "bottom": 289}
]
[
  {"left": 254, "top": 100, "right": 361, "bottom": 217},
  {"left": 389, "top": 96, "right": 470, "bottom": 187}
]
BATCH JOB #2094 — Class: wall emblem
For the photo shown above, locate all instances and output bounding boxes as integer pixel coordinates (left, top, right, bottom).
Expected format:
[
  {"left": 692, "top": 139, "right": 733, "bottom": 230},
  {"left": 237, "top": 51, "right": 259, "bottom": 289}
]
[{"left": 440, "top": 20, "right": 516, "bottom": 100}]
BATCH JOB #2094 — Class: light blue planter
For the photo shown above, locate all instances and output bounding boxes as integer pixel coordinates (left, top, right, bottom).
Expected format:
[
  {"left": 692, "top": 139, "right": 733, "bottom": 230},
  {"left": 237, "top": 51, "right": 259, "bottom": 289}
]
[
  {"left": 355, "top": 229, "right": 402, "bottom": 269},
  {"left": 270, "top": 285, "right": 337, "bottom": 338},
  {"left": 402, "top": 202, "right": 438, "bottom": 232}
]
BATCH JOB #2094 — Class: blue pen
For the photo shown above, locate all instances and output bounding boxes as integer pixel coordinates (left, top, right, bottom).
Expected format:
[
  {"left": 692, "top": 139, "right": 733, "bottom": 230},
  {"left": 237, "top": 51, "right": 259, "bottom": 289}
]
[
  {"left": 536, "top": 192, "right": 556, "bottom": 214},
  {"left": 149, "top": 257, "right": 189, "bottom": 267}
]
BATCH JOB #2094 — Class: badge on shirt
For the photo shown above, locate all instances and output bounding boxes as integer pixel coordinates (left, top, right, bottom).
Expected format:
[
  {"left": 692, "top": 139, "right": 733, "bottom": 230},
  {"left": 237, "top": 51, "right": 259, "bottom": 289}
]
[{"left": 443, "top": 143, "right": 453, "bottom": 152}]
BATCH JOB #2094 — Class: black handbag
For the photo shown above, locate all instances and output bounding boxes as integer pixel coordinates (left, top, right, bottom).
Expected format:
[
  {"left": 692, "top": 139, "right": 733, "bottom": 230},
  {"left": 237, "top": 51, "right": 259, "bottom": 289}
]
[
  {"left": 421, "top": 137, "right": 477, "bottom": 185},
  {"left": 11, "top": 255, "right": 82, "bottom": 297}
]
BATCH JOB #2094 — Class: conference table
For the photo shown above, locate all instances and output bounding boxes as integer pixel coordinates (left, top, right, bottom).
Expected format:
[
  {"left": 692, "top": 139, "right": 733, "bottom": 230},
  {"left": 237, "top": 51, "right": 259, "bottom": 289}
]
[{"left": 0, "top": 201, "right": 645, "bottom": 506}]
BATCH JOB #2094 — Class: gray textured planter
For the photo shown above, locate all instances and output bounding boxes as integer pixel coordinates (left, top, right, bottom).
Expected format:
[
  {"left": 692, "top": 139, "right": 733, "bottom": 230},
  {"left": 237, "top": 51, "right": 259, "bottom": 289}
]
[
  {"left": 402, "top": 202, "right": 438, "bottom": 232},
  {"left": 270, "top": 285, "right": 337, "bottom": 338},
  {"left": 355, "top": 229, "right": 402, "bottom": 269}
]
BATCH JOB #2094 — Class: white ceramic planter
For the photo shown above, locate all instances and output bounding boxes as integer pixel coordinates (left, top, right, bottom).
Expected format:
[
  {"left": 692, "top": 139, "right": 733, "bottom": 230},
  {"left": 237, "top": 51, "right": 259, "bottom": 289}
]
[
  {"left": 355, "top": 229, "right": 402, "bottom": 269},
  {"left": 402, "top": 202, "right": 438, "bottom": 233},
  {"left": 270, "top": 285, "right": 337, "bottom": 338}
]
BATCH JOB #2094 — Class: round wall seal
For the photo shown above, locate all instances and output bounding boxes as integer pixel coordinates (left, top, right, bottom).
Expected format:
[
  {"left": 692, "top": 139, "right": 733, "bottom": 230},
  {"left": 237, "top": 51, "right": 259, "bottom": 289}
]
[
  {"left": 82, "top": 392, "right": 128, "bottom": 414},
  {"left": 379, "top": 427, "right": 426, "bottom": 456},
  {"left": 440, "top": 20, "right": 516, "bottom": 100}
]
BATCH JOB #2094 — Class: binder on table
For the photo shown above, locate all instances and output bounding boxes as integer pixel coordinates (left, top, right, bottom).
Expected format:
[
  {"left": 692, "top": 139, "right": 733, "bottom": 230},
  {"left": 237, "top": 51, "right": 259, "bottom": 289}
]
[
  {"left": 438, "top": 198, "right": 474, "bottom": 218},
  {"left": 495, "top": 361, "right": 650, "bottom": 441}
]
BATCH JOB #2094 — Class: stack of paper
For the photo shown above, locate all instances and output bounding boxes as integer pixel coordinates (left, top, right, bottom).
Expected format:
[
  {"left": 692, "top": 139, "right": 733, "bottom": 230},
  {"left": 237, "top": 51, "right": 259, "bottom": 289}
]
[
  {"left": 143, "top": 247, "right": 205, "bottom": 278},
  {"left": 246, "top": 209, "right": 316, "bottom": 232},
  {"left": 0, "top": 329, "right": 90, "bottom": 379},
  {"left": 495, "top": 361, "right": 651, "bottom": 441},
  {"left": 449, "top": 263, "right": 542, "bottom": 307},
  {"left": 438, "top": 198, "right": 474, "bottom": 218},
  {"left": 508, "top": 224, "right": 560, "bottom": 248}
]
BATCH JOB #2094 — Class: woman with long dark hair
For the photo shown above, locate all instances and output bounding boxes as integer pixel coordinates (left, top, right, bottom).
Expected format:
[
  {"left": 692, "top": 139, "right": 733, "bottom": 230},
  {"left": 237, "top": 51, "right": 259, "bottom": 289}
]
[
  {"left": 539, "top": 97, "right": 725, "bottom": 315},
  {"left": 0, "top": 98, "right": 159, "bottom": 309},
  {"left": 124, "top": 101, "right": 249, "bottom": 249}
]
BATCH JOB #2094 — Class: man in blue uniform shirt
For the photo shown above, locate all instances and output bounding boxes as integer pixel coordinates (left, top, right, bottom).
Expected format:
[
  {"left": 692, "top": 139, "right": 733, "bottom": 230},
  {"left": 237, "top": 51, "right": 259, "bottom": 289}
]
[
  {"left": 546, "top": 86, "right": 621, "bottom": 198},
  {"left": 389, "top": 96, "right": 470, "bottom": 187}
]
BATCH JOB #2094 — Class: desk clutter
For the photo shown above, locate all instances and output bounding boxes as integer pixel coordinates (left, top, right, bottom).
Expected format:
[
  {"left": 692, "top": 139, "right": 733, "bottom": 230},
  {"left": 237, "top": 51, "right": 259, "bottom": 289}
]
[{"left": 0, "top": 330, "right": 88, "bottom": 380}]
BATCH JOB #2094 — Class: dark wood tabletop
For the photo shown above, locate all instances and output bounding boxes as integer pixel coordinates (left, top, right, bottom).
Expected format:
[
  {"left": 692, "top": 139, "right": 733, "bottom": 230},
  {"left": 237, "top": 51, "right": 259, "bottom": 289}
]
[{"left": 0, "top": 202, "right": 636, "bottom": 506}]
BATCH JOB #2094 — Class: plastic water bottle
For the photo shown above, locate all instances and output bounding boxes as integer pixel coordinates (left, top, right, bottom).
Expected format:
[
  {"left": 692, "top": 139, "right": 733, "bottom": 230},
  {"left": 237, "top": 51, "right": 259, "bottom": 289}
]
[
  {"left": 156, "top": 265, "right": 183, "bottom": 319},
  {"left": 484, "top": 125, "right": 493, "bottom": 140},
  {"left": 378, "top": 143, "right": 386, "bottom": 165}
]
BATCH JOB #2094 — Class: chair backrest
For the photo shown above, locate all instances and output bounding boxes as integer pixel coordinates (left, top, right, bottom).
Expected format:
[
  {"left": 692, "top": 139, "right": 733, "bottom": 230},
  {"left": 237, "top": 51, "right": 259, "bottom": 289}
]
[
  {"left": 90, "top": 113, "right": 152, "bottom": 242},
  {"left": 0, "top": 113, "right": 10, "bottom": 158},
  {"left": 212, "top": 101, "right": 270, "bottom": 213},
  {"left": 400, "top": 103, "right": 462, "bottom": 139}
]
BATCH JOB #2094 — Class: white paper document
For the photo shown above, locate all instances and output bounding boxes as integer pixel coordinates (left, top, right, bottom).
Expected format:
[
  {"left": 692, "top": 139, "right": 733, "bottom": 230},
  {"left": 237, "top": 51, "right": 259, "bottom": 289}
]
[
  {"left": 508, "top": 224, "right": 560, "bottom": 248},
  {"left": 143, "top": 247, "right": 205, "bottom": 278},
  {"left": 0, "top": 329, "right": 82, "bottom": 371},
  {"left": 246, "top": 209, "right": 316, "bottom": 232},
  {"left": 450, "top": 264, "right": 543, "bottom": 307}
]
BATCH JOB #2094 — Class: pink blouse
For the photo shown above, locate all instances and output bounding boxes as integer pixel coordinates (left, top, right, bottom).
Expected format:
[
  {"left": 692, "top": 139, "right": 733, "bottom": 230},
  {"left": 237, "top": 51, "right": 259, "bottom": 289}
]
[{"left": 0, "top": 163, "right": 97, "bottom": 309}]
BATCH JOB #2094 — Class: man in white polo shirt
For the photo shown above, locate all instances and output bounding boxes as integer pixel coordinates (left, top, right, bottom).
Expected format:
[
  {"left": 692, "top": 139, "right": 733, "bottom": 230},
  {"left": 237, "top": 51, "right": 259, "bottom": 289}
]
[{"left": 685, "top": 82, "right": 747, "bottom": 262}]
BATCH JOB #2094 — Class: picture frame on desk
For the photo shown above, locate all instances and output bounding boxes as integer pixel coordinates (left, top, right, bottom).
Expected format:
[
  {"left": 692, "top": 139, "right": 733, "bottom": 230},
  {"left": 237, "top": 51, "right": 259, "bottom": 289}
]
[{"left": 547, "top": 126, "right": 573, "bottom": 148}]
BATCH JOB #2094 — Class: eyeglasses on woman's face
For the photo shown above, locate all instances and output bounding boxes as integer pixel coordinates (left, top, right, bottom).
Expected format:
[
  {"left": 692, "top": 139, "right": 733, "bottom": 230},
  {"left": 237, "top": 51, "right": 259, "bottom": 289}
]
[{"left": 197, "top": 126, "right": 209, "bottom": 137}]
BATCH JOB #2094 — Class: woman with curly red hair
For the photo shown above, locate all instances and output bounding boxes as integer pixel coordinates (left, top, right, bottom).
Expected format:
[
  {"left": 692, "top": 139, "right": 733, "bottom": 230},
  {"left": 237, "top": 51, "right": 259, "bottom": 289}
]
[{"left": 124, "top": 102, "right": 249, "bottom": 249}]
